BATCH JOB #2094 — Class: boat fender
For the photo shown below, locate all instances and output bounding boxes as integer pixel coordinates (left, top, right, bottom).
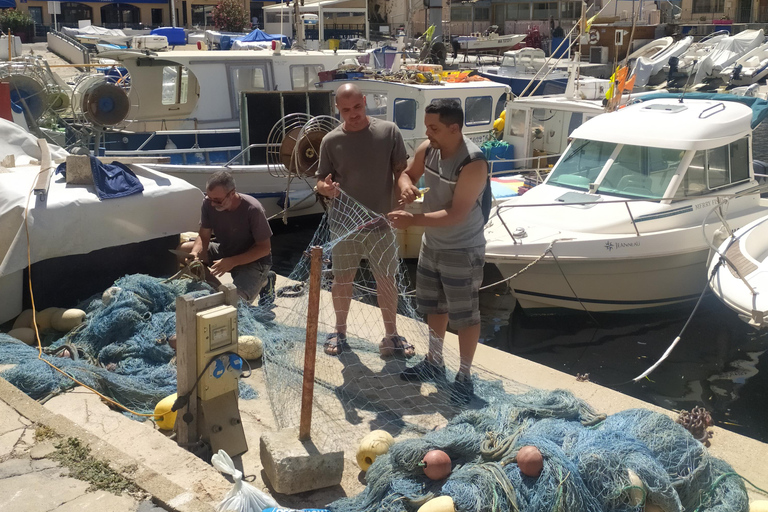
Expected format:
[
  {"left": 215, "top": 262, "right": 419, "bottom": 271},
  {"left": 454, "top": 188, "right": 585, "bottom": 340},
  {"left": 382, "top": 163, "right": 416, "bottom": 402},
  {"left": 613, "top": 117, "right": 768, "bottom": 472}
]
[
  {"left": 12, "top": 309, "right": 34, "bottom": 329},
  {"left": 154, "top": 393, "right": 178, "bottom": 430},
  {"left": 51, "top": 308, "right": 86, "bottom": 332},
  {"left": 8, "top": 327, "right": 36, "bottom": 346},
  {"left": 712, "top": 225, "right": 729, "bottom": 251},
  {"left": 35, "top": 307, "right": 59, "bottom": 331}
]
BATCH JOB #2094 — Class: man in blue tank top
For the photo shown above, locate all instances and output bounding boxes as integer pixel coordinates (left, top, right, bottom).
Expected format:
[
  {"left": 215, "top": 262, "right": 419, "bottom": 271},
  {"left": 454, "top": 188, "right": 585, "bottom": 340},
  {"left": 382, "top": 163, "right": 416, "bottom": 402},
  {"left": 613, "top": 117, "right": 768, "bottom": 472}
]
[{"left": 388, "top": 99, "right": 488, "bottom": 405}]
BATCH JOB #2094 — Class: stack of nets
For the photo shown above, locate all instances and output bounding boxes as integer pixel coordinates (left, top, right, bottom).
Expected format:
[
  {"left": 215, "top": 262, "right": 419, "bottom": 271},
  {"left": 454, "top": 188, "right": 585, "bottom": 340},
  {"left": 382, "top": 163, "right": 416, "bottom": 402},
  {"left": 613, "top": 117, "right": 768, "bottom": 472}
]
[
  {"left": 0, "top": 273, "right": 264, "bottom": 415},
  {"left": 330, "top": 389, "right": 749, "bottom": 512}
]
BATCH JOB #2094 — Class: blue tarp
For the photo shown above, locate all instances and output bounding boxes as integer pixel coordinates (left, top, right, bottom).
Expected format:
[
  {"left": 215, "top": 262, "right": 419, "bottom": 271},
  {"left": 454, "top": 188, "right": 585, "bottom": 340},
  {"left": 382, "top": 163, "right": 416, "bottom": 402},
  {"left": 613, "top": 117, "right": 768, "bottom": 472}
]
[
  {"left": 238, "top": 28, "right": 290, "bottom": 48},
  {"left": 150, "top": 27, "right": 186, "bottom": 45},
  {"left": 634, "top": 92, "right": 768, "bottom": 129}
]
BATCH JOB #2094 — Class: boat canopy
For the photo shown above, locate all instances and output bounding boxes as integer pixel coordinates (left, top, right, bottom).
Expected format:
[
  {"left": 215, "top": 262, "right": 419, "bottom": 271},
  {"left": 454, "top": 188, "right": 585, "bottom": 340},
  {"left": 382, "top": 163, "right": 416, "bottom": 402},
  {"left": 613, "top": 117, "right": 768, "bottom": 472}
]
[{"left": 571, "top": 97, "right": 755, "bottom": 151}]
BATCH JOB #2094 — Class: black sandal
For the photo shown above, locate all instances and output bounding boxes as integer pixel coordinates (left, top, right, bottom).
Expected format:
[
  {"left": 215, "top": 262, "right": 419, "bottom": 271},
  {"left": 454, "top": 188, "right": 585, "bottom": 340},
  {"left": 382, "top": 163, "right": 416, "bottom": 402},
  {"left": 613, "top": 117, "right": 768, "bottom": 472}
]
[
  {"left": 324, "top": 333, "right": 349, "bottom": 356},
  {"left": 380, "top": 335, "right": 416, "bottom": 358}
]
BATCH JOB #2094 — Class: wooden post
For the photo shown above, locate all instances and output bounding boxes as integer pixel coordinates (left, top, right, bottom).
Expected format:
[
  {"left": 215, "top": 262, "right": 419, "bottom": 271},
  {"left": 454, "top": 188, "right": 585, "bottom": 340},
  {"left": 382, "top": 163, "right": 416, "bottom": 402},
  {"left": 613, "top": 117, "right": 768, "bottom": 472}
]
[
  {"left": 7, "top": 32, "right": 12, "bottom": 62},
  {"left": 299, "top": 246, "right": 322, "bottom": 441},
  {"left": 175, "top": 283, "right": 238, "bottom": 450}
]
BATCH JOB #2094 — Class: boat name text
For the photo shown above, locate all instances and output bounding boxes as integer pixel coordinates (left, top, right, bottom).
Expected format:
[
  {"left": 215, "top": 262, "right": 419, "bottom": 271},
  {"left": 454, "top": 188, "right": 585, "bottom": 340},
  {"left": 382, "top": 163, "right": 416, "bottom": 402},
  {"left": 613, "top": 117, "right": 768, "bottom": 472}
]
[{"left": 604, "top": 241, "right": 640, "bottom": 251}]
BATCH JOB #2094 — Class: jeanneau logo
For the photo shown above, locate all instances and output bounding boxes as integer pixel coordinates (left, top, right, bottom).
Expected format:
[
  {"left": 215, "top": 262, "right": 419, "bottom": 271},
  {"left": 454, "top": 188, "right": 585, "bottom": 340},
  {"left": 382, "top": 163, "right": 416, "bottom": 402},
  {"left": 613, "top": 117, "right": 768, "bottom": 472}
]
[
  {"left": 605, "top": 241, "right": 614, "bottom": 251},
  {"left": 605, "top": 240, "right": 641, "bottom": 251}
]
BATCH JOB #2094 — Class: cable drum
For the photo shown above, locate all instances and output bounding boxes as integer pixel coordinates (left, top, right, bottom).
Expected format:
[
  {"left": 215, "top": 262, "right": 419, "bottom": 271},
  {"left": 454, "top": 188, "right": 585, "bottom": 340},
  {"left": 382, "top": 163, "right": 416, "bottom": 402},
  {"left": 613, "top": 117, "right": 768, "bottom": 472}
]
[
  {"left": 81, "top": 81, "right": 130, "bottom": 127},
  {"left": 0, "top": 74, "right": 47, "bottom": 120}
]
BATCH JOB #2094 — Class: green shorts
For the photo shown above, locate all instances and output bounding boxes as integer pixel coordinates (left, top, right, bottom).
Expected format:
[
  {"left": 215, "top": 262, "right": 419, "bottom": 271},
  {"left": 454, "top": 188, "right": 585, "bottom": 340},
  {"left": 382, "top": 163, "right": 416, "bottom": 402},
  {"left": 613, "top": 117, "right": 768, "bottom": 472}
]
[{"left": 330, "top": 223, "right": 398, "bottom": 279}]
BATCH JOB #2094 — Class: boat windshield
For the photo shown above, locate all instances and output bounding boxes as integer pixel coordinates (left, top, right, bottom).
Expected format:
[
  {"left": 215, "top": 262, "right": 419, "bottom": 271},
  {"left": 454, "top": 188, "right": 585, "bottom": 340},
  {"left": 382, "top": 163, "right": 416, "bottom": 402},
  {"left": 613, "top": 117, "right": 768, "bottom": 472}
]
[{"left": 548, "top": 139, "right": 685, "bottom": 200}]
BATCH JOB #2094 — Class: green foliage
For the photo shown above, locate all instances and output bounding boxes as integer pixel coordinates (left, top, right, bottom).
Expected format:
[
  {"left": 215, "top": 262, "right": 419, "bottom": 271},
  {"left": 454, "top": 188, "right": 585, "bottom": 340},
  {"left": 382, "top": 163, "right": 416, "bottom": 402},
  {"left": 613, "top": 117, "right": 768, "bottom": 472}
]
[
  {"left": 212, "top": 0, "right": 250, "bottom": 33},
  {"left": 0, "top": 9, "right": 34, "bottom": 33}
]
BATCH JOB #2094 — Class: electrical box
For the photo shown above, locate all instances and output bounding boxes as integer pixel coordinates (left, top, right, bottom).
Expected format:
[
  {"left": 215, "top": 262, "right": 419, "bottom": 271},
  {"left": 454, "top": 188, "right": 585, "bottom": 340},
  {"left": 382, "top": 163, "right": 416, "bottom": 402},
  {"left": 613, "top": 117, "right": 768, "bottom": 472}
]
[
  {"left": 196, "top": 305, "right": 238, "bottom": 401},
  {"left": 589, "top": 46, "right": 609, "bottom": 64}
]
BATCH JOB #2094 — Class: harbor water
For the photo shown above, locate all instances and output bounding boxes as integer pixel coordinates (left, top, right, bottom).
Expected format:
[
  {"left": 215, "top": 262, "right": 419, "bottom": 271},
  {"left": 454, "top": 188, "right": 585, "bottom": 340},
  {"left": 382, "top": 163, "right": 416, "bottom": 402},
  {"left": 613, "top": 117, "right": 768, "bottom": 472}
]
[{"left": 268, "top": 122, "right": 768, "bottom": 445}]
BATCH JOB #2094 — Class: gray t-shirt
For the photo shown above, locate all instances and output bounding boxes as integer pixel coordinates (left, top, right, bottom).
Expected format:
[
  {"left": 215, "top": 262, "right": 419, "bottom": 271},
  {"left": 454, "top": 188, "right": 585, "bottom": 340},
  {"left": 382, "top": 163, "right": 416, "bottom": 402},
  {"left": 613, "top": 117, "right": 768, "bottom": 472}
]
[
  {"left": 201, "top": 194, "right": 273, "bottom": 264},
  {"left": 422, "top": 136, "right": 487, "bottom": 250},
  {"left": 316, "top": 117, "right": 408, "bottom": 215}
]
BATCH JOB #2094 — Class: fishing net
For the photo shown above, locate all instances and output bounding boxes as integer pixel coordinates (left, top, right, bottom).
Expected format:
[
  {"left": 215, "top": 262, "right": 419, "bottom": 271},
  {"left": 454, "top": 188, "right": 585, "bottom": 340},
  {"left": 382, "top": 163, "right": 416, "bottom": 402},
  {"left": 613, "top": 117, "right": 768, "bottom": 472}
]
[
  {"left": 0, "top": 274, "right": 264, "bottom": 415},
  {"left": 329, "top": 389, "right": 749, "bottom": 512},
  {"left": 259, "top": 190, "right": 527, "bottom": 452}
]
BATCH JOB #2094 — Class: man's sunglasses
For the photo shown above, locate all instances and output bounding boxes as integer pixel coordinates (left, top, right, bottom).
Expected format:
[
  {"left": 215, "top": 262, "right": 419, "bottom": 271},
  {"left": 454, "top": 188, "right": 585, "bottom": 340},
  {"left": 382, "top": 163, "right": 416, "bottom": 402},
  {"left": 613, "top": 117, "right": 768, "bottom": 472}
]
[{"left": 206, "top": 189, "right": 234, "bottom": 205}]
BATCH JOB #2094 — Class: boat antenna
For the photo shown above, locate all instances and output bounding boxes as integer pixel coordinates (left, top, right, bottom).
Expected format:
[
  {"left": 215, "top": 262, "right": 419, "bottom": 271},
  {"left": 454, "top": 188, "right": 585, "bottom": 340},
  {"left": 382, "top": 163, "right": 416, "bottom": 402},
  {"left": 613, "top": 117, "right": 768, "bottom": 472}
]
[{"left": 678, "top": 58, "right": 697, "bottom": 103}]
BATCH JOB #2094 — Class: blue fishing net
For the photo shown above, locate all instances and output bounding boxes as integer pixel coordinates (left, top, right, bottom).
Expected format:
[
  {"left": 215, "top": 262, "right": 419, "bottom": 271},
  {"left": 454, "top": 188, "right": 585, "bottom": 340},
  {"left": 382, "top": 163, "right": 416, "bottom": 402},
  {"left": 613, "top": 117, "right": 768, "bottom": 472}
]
[
  {"left": 329, "top": 389, "right": 748, "bottom": 512},
  {"left": 0, "top": 274, "right": 264, "bottom": 416}
]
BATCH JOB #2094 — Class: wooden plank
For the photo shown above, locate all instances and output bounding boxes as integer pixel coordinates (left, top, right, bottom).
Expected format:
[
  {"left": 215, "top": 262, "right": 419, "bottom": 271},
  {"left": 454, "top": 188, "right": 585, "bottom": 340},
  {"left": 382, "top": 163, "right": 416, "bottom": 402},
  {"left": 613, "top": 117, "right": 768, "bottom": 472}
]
[
  {"left": 725, "top": 239, "right": 757, "bottom": 278},
  {"left": 175, "top": 294, "right": 198, "bottom": 448},
  {"left": 299, "top": 246, "right": 322, "bottom": 441},
  {"left": 193, "top": 291, "right": 226, "bottom": 311},
  {"left": 33, "top": 139, "right": 53, "bottom": 201}
]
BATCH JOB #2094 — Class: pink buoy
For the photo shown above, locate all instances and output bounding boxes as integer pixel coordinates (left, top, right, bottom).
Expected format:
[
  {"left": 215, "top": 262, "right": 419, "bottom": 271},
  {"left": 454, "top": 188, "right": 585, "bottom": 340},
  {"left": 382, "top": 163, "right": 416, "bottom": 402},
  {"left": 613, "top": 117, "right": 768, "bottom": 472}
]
[{"left": 422, "top": 450, "right": 452, "bottom": 480}]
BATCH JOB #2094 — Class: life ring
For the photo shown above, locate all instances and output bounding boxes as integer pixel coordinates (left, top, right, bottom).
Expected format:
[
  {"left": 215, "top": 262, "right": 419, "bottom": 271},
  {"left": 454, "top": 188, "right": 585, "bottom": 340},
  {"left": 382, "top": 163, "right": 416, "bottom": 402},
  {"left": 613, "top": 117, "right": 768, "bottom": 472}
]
[{"left": 589, "top": 29, "right": 600, "bottom": 45}]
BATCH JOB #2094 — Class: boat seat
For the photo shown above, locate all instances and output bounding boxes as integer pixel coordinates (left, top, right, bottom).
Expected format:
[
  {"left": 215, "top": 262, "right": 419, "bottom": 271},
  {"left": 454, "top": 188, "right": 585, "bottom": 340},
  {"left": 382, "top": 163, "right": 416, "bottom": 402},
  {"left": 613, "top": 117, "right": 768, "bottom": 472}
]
[{"left": 616, "top": 174, "right": 653, "bottom": 193}]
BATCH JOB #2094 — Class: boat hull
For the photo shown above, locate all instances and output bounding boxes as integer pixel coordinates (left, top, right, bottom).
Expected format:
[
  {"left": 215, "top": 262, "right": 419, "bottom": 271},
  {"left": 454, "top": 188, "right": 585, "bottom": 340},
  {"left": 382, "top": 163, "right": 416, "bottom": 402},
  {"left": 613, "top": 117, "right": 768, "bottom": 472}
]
[{"left": 495, "top": 249, "right": 710, "bottom": 313}]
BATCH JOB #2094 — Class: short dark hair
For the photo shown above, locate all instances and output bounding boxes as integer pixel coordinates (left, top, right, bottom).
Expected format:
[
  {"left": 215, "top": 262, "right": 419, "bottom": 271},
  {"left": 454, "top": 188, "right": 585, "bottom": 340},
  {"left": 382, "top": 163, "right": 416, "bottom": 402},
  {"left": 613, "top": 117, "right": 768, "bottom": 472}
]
[
  {"left": 425, "top": 99, "right": 464, "bottom": 129},
  {"left": 206, "top": 170, "right": 236, "bottom": 192}
]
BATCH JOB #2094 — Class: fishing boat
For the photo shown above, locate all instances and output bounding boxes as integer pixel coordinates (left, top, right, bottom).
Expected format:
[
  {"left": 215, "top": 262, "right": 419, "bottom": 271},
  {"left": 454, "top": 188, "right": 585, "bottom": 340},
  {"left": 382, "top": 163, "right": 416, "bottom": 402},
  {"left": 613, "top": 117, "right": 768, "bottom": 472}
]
[
  {"left": 484, "top": 93, "right": 768, "bottom": 313},
  {"left": 476, "top": 48, "right": 570, "bottom": 97},
  {"left": 455, "top": 33, "right": 526, "bottom": 54},
  {"left": 720, "top": 41, "right": 768, "bottom": 86},
  {"left": 708, "top": 212, "right": 768, "bottom": 326}
]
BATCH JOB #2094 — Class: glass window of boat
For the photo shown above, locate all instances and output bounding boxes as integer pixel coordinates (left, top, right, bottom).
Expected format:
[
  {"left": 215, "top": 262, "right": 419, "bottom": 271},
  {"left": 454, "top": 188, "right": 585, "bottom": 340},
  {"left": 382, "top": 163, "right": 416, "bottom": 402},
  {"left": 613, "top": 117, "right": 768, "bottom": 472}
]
[
  {"left": 547, "top": 139, "right": 617, "bottom": 190},
  {"left": 494, "top": 96, "right": 506, "bottom": 119},
  {"left": 291, "top": 65, "right": 324, "bottom": 90},
  {"left": 162, "top": 66, "right": 189, "bottom": 105},
  {"left": 505, "top": 108, "right": 528, "bottom": 137},
  {"left": 676, "top": 137, "right": 750, "bottom": 197},
  {"left": 465, "top": 96, "right": 492, "bottom": 126},
  {"left": 230, "top": 65, "right": 268, "bottom": 92},
  {"left": 394, "top": 98, "right": 417, "bottom": 130},
  {"left": 597, "top": 144, "right": 685, "bottom": 199},
  {"left": 364, "top": 92, "right": 388, "bottom": 118}
]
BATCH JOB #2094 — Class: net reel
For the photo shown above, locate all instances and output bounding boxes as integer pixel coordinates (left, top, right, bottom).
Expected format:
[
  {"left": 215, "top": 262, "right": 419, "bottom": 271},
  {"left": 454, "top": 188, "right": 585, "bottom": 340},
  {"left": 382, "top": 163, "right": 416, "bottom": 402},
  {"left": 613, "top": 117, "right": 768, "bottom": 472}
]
[
  {"left": 266, "top": 113, "right": 341, "bottom": 179},
  {"left": 72, "top": 75, "right": 131, "bottom": 127}
]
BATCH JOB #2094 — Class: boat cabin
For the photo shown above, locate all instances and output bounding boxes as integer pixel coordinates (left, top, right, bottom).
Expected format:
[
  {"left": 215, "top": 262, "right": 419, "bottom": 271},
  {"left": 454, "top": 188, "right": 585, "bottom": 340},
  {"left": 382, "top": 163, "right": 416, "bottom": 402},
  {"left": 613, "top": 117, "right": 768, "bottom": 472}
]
[
  {"left": 315, "top": 78, "right": 512, "bottom": 154},
  {"left": 99, "top": 49, "right": 364, "bottom": 133}
]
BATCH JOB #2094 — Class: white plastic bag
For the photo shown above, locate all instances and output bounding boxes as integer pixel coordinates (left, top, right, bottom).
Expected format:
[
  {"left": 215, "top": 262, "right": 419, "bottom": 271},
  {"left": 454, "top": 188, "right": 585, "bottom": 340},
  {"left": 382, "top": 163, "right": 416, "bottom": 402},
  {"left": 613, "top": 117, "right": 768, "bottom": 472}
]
[{"left": 212, "top": 449, "right": 279, "bottom": 512}]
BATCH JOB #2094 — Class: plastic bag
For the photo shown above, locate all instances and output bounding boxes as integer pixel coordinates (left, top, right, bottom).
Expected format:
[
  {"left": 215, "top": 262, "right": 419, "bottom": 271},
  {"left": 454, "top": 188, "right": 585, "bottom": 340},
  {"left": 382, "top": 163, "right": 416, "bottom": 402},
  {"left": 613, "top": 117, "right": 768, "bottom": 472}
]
[{"left": 212, "top": 449, "right": 279, "bottom": 512}]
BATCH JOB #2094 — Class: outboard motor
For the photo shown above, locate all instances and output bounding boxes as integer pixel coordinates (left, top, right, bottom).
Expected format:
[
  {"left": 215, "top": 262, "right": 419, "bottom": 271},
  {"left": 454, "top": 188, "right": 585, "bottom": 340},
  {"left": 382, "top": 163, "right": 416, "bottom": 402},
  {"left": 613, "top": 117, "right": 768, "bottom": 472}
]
[{"left": 731, "top": 63, "right": 743, "bottom": 83}]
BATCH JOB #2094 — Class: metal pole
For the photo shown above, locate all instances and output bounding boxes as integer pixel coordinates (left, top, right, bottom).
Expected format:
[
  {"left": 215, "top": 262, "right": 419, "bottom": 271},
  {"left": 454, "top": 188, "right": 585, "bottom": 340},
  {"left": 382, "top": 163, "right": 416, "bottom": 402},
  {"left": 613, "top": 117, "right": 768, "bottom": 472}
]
[
  {"left": 299, "top": 246, "right": 322, "bottom": 442},
  {"left": 171, "top": 0, "right": 177, "bottom": 27}
]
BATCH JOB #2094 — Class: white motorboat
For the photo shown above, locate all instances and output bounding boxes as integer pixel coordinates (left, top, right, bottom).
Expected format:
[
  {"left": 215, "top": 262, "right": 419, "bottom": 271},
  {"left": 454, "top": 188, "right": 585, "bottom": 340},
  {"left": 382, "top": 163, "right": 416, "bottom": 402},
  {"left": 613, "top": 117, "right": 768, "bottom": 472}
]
[
  {"left": 484, "top": 93, "right": 768, "bottom": 313},
  {"left": 477, "top": 48, "right": 571, "bottom": 97},
  {"left": 626, "top": 36, "right": 674, "bottom": 63},
  {"left": 693, "top": 29, "right": 764, "bottom": 85},
  {"left": 456, "top": 33, "right": 526, "bottom": 53},
  {"left": 708, "top": 213, "right": 768, "bottom": 326},
  {"left": 0, "top": 119, "right": 201, "bottom": 324},
  {"left": 629, "top": 36, "right": 692, "bottom": 87},
  {"left": 720, "top": 41, "right": 768, "bottom": 86}
]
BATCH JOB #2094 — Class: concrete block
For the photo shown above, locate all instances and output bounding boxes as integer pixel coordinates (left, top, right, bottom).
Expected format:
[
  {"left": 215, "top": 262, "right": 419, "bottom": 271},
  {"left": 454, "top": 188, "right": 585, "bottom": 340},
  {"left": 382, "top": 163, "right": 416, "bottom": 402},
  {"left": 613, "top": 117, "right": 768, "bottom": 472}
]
[
  {"left": 260, "top": 428, "right": 343, "bottom": 495},
  {"left": 65, "top": 154, "right": 93, "bottom": 185}
]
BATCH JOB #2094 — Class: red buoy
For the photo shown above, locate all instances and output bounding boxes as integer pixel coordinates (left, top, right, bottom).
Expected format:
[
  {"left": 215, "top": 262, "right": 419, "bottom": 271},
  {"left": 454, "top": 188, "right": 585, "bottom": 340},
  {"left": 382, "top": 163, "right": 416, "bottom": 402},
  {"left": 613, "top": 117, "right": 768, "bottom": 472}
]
[
  {"left": 422, "top": 450, "right": 452, "bottom": 480},
  {"left": 517, "top": 445, "right": 543, "bottom": 477}
]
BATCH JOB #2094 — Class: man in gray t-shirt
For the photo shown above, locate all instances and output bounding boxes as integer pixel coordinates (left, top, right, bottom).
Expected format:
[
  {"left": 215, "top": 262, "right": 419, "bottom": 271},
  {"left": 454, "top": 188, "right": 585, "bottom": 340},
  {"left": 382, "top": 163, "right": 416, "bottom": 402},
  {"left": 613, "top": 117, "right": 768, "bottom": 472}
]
[
  {"left": 315, "top": 83, "right": 413, "bottom": 358},
  {"left": 179, "top": 171, "right": 273, "bottom": 302}
]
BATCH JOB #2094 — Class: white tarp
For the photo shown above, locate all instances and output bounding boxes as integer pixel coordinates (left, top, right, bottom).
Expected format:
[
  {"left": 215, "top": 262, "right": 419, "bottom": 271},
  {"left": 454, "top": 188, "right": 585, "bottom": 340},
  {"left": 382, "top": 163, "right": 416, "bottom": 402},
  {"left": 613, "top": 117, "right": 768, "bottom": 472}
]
[
  {"left": 694, "top": 29, "right": 765, "bottom": 83},
  {"left": 0, "top": 120, "right": 201, "bottom": 277},
  {"left": 630, "top": 36, "right": 692, "bottom": 87}
]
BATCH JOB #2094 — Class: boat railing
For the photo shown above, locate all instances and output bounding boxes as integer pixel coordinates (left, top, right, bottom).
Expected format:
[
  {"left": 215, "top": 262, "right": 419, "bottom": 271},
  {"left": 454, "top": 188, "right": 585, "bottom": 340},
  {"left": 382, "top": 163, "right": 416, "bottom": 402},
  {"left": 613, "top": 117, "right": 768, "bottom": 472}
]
[
  {"left": 224, "top": 143, "right": 278, "bottom": 168},
  {"left": 494, "top": 184, "right": 768, "bottom": 245},
  {"left": 103, "top": 127, "right": 243, "bottom": 165}
]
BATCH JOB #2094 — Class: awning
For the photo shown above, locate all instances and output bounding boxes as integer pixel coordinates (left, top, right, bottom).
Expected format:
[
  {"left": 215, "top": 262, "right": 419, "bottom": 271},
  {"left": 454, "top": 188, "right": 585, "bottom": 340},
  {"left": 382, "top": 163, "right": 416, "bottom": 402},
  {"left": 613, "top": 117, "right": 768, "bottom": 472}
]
[
  {"left": 0, "top": 0, "right": 16, "bottom": 8},
  {"left": 264, "top": 0, "right": 365, "bottom": 12}
]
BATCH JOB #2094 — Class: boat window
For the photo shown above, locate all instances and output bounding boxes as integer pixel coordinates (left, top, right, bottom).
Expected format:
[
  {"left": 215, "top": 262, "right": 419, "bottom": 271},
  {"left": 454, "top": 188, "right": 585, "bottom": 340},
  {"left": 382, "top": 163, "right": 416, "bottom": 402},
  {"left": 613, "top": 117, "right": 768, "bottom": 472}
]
[
  {"left": 547, "top": 139, "right": 617, "bottom": 191},
  {"left": 394, "top": 98, "right": 417, "bottom": 130},
  {"left": 161, "top": 66, "right": 189, "bottom": 105},
  {"left": 597, "top": 144, "right": 685, "bottom": 199},
  {"left": 677, "top": 137, "right": 750, "bottom": 197},
  {"left": 465, "top": 96, "right": 492, "bottom": 126},
  {"left": 364, "top": 92, "right": 388, "bottom": 118},
  {"left": 290, "top": 65, "right": 324, "bottom": 90},
  {"left": 230, "top": 66, "right": 268, "bottom": 92}
]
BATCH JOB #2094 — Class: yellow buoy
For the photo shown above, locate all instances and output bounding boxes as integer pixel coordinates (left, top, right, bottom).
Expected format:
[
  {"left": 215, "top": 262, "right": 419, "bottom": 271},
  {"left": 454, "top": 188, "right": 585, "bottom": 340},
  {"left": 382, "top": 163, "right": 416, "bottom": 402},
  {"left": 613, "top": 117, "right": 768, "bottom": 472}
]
[
  {"left": 417, "top": 496, "right": 455, "bottom": 512},
  {"left": 238, "top": 335, "right": 263, "bottom": 360},
  {"left": 356, "top": 430, "right": 395, "bottom": 471},
  {"left": 51, "top": 308, "right": 86, "bottom": 332},
  {"left": 750, "top": 500, "right": 768, "bottom": 512},
  {"left": 8, "top": 327, "right": 36, "bottom": 346},
  {"left": 154, "top": 393, "right": 178, "bottom": 430},
  {"left": 12, "top": 309, "right": 34, "bottom": 330}
]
